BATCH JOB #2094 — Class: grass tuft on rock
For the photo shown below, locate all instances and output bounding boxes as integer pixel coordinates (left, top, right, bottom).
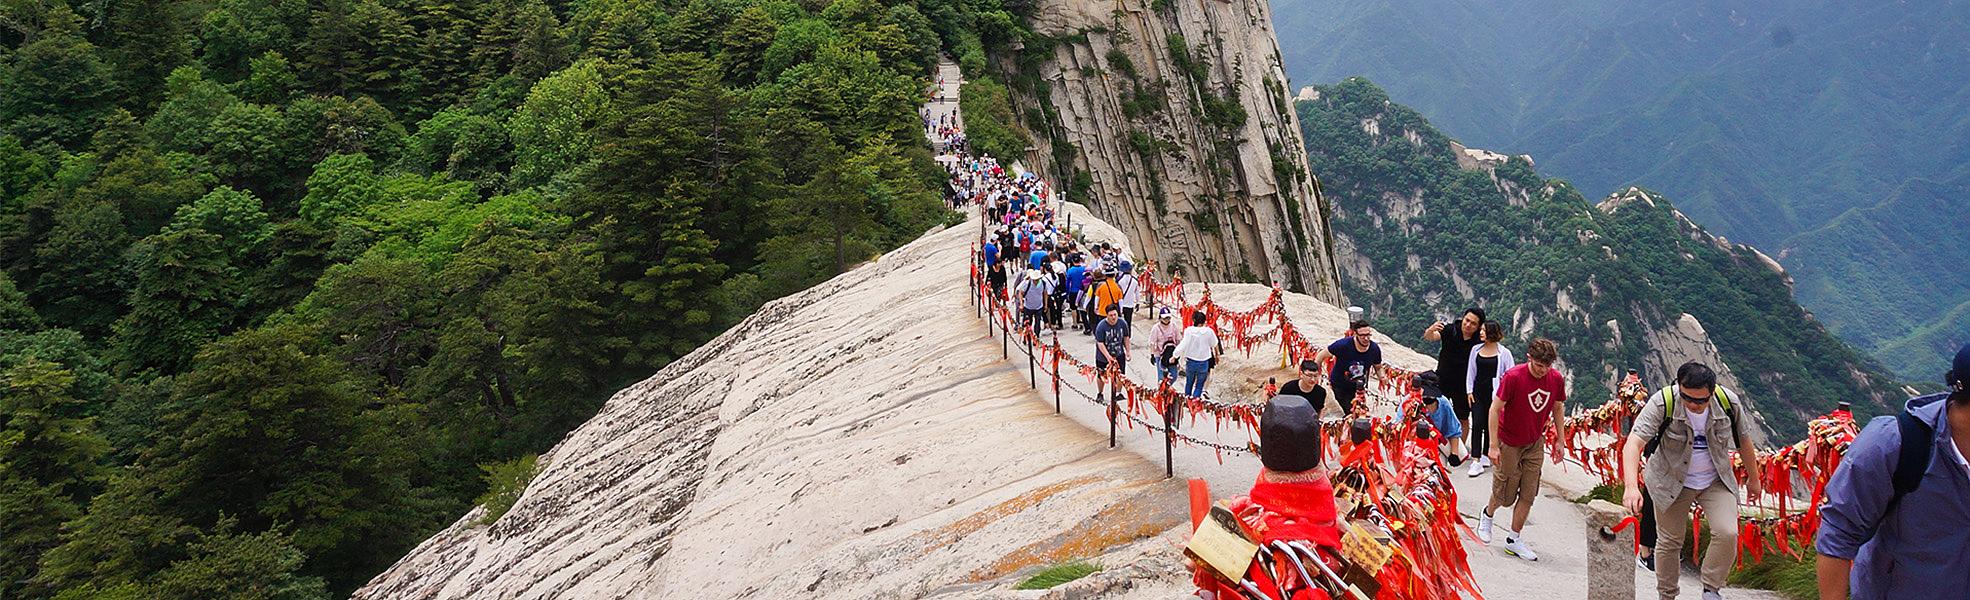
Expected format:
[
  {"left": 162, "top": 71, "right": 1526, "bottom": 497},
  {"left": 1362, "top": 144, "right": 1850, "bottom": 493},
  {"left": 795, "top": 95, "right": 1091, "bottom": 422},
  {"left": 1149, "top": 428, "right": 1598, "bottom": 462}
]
[
  {"left": 1014, "top": 561, "right": 1101, "bottom": 590},
  {"left": 1575, "top": 483, "right": 1621, "bottom": 504},
  {"left": 475, "top": 454, "right": 539, "bottom": 525}
]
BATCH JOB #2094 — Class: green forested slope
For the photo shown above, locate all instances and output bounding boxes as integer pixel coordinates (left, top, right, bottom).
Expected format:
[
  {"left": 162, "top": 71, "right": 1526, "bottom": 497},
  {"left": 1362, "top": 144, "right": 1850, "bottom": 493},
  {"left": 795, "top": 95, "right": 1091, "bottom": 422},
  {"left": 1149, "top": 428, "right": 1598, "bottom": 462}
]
[
  {"left": 1783, "top": 175, "right": 1970, "bottom": 380},
  {"left": 1297, "top": 79, "right": 1905, "bottom": 438},
  {"left": 0, "top": 0, "right": 1025, "bottom": 596}
]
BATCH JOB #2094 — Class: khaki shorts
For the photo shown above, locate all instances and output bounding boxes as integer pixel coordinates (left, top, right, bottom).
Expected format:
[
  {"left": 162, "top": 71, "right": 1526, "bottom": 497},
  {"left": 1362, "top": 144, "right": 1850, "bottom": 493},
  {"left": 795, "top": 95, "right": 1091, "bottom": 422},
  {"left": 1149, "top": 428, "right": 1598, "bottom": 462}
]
[{"left": 1489, "top": 440, "right": 1545, "bottom": 510}]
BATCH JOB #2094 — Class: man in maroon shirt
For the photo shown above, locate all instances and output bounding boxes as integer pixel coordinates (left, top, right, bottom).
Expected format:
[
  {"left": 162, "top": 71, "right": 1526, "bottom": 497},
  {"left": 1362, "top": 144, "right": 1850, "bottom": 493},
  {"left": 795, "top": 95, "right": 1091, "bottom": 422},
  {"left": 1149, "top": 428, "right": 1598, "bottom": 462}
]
[{"left": 1476, "top": 338, "right": 1565, "bottom": 562}]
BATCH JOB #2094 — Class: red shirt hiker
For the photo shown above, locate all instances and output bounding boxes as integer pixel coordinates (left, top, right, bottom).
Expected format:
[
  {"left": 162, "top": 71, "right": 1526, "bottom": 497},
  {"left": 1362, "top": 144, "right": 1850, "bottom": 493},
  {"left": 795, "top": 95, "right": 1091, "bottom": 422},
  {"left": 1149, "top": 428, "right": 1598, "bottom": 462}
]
[{"left": 1494, "top": 363, "right": 1564, "bottom": 446}]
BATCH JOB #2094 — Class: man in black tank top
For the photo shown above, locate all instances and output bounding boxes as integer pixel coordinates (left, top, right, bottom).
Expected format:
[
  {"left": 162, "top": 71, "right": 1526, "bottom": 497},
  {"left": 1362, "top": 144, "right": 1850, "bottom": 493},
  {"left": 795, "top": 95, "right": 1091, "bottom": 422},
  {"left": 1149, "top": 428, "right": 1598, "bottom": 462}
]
[{"left": 1426, "top": 308, "right": 1486, "bottom": 425}]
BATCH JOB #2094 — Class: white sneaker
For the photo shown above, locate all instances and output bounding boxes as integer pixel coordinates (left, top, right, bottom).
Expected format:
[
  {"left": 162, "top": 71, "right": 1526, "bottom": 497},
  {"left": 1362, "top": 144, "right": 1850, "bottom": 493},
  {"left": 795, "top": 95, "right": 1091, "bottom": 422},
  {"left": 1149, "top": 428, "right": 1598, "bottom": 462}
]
[
  {"left": 1476, "top": 510, "right": 1494, "bottom": 544},
  {"left": 1467, "top": 458, "right": 1485, "bottom": 478},
  {"left": 1480, "top": 455, "right": 1494, "bottom": 468},
  {"left": 1702, "top": 590, "right": 1724, "bottom": 600},
  {"left": 1503, "top": 535, "right": 1539, "bottom": 561}
]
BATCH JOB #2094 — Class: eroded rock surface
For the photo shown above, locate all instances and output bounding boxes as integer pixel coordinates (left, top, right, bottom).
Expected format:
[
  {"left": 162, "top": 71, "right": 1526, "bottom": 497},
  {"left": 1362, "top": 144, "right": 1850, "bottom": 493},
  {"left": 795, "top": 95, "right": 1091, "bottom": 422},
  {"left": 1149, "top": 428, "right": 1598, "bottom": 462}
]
[
  {"left": 1019, "top": 0, "right": 1343, "bottom": 301},
  {"left": 354, "top": 218, "right": 1185, "bottom": 599}
]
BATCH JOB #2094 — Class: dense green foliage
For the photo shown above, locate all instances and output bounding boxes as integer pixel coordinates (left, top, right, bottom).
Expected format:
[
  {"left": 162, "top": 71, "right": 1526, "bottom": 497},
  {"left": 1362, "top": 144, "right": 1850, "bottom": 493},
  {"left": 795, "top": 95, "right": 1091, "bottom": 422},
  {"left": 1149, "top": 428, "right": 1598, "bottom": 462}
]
[
  {"left": 1298, "top": 79, "right": 1904, "bottom": 436},
  {"left": 0, "top": 0, "right": 1019, "bottom": 595},
  {"left": 1272, "top": 0, "right": 1970, "bottom": 378},
  {"left": 958, "top": 75, "right": 1029, "bottom": 161}
]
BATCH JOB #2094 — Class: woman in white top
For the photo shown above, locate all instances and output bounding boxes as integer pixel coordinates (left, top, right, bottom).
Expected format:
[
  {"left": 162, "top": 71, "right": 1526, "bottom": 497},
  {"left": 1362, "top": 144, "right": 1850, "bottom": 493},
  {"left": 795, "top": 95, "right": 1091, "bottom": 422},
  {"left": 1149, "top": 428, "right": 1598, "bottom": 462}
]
[
  {"left": 1464, "top": 321, "right": 1515, "bottom": 476},
  {"left": 1174, "top": 310, "right": 1221, "bottom": 399}
]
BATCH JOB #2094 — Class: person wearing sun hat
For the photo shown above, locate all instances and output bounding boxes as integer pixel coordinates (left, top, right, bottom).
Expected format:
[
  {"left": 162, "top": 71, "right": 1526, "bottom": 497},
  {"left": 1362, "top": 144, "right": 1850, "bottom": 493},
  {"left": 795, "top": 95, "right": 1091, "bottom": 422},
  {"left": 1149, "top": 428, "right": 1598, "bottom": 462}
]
[
  {"left": 1147, "top": 306, "right": 1183, "bottom": 384},
  {"left": 1814, "top": 343, "right": 1970, "bottom": 600},
  {"left": 1012, "top": 267, "right": 1052, "bottom": 335}
]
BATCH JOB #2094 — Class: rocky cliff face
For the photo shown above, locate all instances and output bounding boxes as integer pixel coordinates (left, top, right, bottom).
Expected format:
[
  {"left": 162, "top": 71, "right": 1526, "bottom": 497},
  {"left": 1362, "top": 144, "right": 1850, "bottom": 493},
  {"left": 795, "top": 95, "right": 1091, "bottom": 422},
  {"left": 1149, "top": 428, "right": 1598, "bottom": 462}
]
[
  {"left": 1624, "top": 312, "right": 1771, "bottom": 446},
  {"left": 353, "top": 220, "right": 1185, "bottom": 599},
  {"left": 1016, "top": 0, "right": 1342, "bottom": 303}
]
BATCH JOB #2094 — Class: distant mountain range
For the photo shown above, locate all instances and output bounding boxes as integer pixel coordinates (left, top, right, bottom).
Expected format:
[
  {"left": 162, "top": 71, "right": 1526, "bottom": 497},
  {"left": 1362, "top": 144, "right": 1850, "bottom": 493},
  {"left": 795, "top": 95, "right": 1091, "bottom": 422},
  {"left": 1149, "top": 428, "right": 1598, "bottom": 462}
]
[
  {"left": 1295, "top": 79, "right": 1907, "bottom": 437},
  {"left": 1272, "top": 0, "right": 1970, "bottom": 380}
]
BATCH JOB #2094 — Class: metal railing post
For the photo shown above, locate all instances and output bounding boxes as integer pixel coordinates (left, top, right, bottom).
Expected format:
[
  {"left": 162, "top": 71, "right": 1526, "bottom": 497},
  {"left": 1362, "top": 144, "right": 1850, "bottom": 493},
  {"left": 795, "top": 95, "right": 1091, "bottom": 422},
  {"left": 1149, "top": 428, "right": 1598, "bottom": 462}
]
[
  {"left": 1027, "top": 329, "right": 1036, "bottom": 389},
  {"left": 1164, "top": 390, "right": 1176, "bottom": 478},
  {"left": 1107, "top": 373, "right": 1118, "bottom": 449},
  {"left": 1052, "top": 330, "right": 1061, "bottom": 413}
]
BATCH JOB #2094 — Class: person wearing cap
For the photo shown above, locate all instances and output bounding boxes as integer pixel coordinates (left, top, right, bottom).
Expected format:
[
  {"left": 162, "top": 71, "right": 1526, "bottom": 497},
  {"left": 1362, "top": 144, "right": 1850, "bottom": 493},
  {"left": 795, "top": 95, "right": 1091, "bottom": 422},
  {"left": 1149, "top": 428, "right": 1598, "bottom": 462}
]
[
  {"left": 1315, "top": 321, "right": 1383, "bottom": 416},
  {"left": 1116, "top": 260, "right": 1141, "bottom": 326},
  {"left": 1620, "top": 361, "right": 1760, "bottom": 599},
  {"left": 1186, "top": 395, "right": 1341, "bottom": 600},
  {"left": 1147, "top": 307, "right": 1183, "bottom": 385},
  {"left": 1046, "top": 259, "right": 1068, "bottom": 330},
  {"left": 1013, "top": 267, "right": 1053, "bottom": 335},
  {"left": 1814, "top": 345, "right": 1970, "bottom": 600},
  {"left": 1398, "top": 371, "right": 1465, "bottom": 464},
  {"left": 1276, "top": 359, "right": 1331, "bottom": 417}
]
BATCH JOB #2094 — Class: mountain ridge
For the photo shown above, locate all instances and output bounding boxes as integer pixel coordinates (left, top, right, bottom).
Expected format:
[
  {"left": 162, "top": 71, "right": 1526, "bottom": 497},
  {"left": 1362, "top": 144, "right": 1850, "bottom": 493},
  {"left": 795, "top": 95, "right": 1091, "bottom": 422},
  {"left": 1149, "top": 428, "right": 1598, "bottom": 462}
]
[
  {"left": 1295, "top": 78, "right": 1904, "bottom": 437},
  {"left": 1270, "top": 0, "right": 1970, "bottom": 379}
]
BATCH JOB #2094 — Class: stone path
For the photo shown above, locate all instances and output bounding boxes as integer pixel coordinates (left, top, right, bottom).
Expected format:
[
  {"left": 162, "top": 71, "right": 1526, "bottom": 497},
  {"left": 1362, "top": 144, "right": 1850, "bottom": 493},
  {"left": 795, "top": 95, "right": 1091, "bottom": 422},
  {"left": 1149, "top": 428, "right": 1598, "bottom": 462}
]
[
  {"left": 935, "top": 61, "right": 1782, "bottom": 600},
  {"left": 924, "top": 59, "right": 963, "bottom": 152}
]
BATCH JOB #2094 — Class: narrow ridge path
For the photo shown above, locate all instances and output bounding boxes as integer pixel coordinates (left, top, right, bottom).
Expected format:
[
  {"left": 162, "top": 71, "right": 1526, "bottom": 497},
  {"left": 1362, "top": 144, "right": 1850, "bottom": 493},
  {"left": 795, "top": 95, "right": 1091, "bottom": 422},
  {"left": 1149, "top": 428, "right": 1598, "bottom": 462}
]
[{"left": 926, "top": 58, "right": 1781, "bottom": 600}]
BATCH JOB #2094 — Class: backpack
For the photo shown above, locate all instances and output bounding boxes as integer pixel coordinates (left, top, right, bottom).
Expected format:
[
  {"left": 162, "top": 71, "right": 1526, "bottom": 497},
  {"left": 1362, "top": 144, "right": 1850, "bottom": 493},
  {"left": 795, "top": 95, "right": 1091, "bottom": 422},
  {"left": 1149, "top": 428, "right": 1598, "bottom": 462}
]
[
  {"left": 1878, "top": 401, "right": 1938, "bottom": 520},
  {"left": 1643, "top": 386, "right": 1741, "bottom": 456},
  {"left": 1021, "top": 277, "right": 1048, "bottom": 308}
]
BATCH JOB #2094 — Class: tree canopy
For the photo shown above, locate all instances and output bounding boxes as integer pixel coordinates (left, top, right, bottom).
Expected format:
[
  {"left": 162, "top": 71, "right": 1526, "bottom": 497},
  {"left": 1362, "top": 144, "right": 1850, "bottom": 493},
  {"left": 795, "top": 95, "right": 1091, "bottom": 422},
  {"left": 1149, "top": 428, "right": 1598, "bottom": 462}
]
[{"left": 0, "top": 0, "right": 1025, "bottom": 595}]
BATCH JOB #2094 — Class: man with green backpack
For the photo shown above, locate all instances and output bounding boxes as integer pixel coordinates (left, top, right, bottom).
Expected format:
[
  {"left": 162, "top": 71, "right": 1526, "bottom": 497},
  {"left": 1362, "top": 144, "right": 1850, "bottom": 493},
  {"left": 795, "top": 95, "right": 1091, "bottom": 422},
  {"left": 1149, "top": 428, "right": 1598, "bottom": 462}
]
[{"left": 1619, "top": 362, "right": 1763, "bottom": 600}]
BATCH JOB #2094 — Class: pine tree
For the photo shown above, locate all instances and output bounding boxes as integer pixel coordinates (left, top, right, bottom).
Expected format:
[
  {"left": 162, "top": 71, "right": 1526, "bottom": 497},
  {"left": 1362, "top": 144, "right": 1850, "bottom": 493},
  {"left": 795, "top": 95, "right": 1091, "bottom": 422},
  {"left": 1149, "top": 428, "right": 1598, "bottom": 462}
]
[
  {"left": 0, "top": 6, "right": 118, "bottom": 148},
  {"left": 198, "top": 0, "right": 309, "bottom": 81},
  {"left": 101, "top": 0, "right": 195, "bottom": 109},
  {"left": 112, "top": 188, "right": 273, "bottom": 374},
  {"left": 27, "top": 197, "right": 131, "bottom": 337},
  {"left": 567, "top": 52, "right": 766, "bottom": 365},
  {"left": 0, "top": 271, "right": 40, "bottom": 331},
  {"left": 403, "top": 0, "right": 479, "bottom": 118},
  {"left": 0, "top": 359, "right": 108, "bottom": 599},
  {"left": 718, "top": 6, "right": 779, "bottom": 83}
]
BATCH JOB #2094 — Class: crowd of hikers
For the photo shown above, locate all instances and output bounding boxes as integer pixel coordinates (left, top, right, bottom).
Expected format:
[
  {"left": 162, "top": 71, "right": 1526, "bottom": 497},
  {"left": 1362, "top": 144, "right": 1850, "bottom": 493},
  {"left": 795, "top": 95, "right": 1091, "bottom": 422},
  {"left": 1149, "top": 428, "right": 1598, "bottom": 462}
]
[
  {"left": 929, "top": 78, "right": 1964, "bottom": 600},
  {"left": 961, "top": 152, "right": 1227, "bottom": 407}
]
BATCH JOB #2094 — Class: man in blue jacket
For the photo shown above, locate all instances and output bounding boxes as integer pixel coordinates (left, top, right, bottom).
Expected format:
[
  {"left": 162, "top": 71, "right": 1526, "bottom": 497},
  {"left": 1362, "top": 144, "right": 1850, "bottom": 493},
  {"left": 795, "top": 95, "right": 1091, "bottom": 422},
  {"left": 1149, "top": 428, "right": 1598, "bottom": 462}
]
[{"left": 1815, "top": 344, "right": 1970, "bottom": 599}]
